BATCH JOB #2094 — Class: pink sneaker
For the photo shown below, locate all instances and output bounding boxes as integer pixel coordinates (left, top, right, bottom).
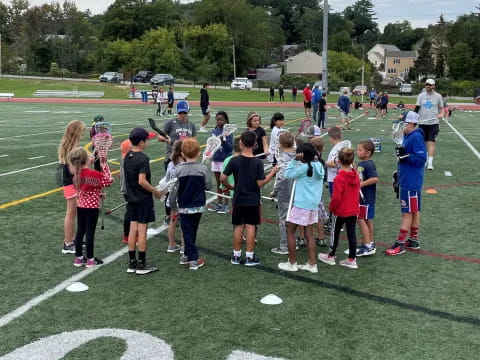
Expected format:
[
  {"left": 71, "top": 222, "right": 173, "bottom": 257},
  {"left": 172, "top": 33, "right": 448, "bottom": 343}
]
[
  {"left": 86, "top": 258, "right": 104, "bottom": 268},
  {"left": 73, "top": 257, "right": 86, "bottom": 267}
]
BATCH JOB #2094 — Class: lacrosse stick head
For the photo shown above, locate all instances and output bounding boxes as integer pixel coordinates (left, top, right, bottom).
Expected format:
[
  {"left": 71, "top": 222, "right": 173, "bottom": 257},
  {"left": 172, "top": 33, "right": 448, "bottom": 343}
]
[
  {"left": 391, "top": 120, "right": 406, "bottom": 146},
  {"left": 92, "top": 133, "right": 113, "bottom": 161},
  {"left": 202, "top": 136, "right": 222, "bottom": 163},
  {"left": 297, "top": 118, "right": 313, "bottom": 136},
  {"left": 94, "top": 121, "right": 112, "bottom": 135},
  {"left": 222, "top": 123, "right": 238, "bottom": 137}
]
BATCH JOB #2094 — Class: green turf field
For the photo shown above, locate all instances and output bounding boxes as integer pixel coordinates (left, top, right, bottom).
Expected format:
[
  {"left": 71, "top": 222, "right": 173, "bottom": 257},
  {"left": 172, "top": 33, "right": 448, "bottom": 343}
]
[{"left": 0, "top": 102, "right": 480, "bottom": 359}]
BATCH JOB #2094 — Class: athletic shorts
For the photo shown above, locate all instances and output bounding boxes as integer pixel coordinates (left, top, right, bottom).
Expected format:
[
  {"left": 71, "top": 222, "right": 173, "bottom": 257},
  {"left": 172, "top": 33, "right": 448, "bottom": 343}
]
[
  {"left": 63, "top": 184, "right": 77, "bottom": 200},
  {"left": 304, "top": 101, "right": 312, "bottom": 109},
  {"left": 126, "top": 196, "right": 155, "bottom": 224},
  {"left": 211, "top": 161, "right": 223, "bottom": 173},
  {"left": 201, "top": 106, "right": 210, "bottom": 116},
  {"left": 288, "top": 206, "right": 318, "bottom": 226},
  {"left": 400, "top": 190, "right": 421, "bottom": 213},
  {"left": 168, "top": 102, "right": 174, "bottom": 109},
  {"left": 380, "top": 104, "right": 387, "bottom": 110},
  {"left": 232, "top": 205, "right": 261, "bottom": 225},
  {"left": 419, "top": 124, "right": 439, "bottom": 142},
  {"left": 358, "top": 203, "right": 375, "bottom": 220}
]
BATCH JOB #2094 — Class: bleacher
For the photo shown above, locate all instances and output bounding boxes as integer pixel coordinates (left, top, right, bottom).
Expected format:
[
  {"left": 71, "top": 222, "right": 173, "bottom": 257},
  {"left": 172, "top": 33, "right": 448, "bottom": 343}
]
[
  {"left": 129, "top": 91, "right": 189, "bottom": 100},
  {"left": 33, "top": 89, "right": 104, "bottom": 98},
  {"left": 0, "top": 92, "right": 14, "bottom": 99}
]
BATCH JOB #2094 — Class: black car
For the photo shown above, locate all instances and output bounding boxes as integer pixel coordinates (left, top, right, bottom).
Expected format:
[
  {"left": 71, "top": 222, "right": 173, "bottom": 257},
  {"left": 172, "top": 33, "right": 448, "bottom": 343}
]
[
  {"left": 150, "top": 74, "right": 175, "bottom": 86},
  {"left": 133, "top": 70, "right": 153, "bottom": 83}
]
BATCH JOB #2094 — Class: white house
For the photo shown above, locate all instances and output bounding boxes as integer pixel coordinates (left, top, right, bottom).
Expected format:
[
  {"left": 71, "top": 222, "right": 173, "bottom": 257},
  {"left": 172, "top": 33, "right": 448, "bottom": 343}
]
[
  {"left": 367, "top": 44, "right": 400, "bottom": 69},
  {"left": 285, "top": 50, "right": 322, "bottom": 76}
]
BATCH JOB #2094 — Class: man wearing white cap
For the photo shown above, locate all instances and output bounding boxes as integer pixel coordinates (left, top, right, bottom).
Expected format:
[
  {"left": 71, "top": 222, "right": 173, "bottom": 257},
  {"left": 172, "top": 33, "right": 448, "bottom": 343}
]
[
  {"left": 386, "top": 111, "right": 427, "bottom": 256},
  {"left": 414, "top": 79, "right": 444, "bottom": 170}
]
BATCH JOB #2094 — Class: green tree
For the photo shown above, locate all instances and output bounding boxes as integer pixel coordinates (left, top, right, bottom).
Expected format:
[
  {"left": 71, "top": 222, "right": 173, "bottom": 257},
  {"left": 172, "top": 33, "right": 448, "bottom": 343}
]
[
  {"left": 447, "top": 42, "right": 473, "bottom": 80},
  {"left": 410, "top": 39, "right": 434, "bottom": 80},
  {"left": 343, "top": 0, "right": 378, "bottom": 42},
  {"left": 137, "top": 27, "right": 181, "bottom": 74},
  {"left": 381, "top": 21, "right": 425, "bottom": 51}
]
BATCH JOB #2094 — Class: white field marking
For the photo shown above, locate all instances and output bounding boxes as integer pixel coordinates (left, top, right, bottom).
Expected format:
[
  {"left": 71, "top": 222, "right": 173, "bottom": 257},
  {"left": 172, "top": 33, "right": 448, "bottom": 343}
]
[
  {"left": 444, "top": 171, "right": 452, "bottom": 176},
  {"left": 0, "top": 184, "right": 233, "bottom": 329},
  {"left": 0, "top": 154, "right": 9, "bottom": 158},
  {"left": 0, "top": 130, "right": 63, "bottom": 141},
  {"left": 0, "top": 161, "right": 58, "bottom": 177},
  {"left": 28, "top": 156, "right": 45, "bottom": 160},
  {"left": 443, "top": 118, "right": 480, "bottom": 160},
  {"left": 108, "top": 158, "right": 117, "bottom": 162},
  {"left": 24, "top": 110, "right": 50, "bottom": 113}
]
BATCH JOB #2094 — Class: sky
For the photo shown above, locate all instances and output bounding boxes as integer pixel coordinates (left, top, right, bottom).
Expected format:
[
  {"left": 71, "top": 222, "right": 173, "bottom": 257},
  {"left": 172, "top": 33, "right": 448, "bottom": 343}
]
[{"left": 1, "top": 0, "right": 478, "bottom": 31}]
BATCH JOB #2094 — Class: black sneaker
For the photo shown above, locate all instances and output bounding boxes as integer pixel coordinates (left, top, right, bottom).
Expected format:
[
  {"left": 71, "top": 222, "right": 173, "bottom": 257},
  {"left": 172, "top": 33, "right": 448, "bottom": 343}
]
[
  {"left": 230, "top": 254, "right": 242, "bottom": 265},
  {"left": 136, "top": 262, "right": 158, "bottom": 275},
  {"left": 244, "top": 254, "right": 260, "bottom": 267},
  {"left": 296, "top": 237, "right": 306, "bottom": 248},
  {"left": 127, "top": 260, "right": 137, "bottom": 273},
  {"left": 405, "top": 238, "right": 420, "bottom": 249},
  {"left": 62, "top": 242, "right": 75, "bottom": 254}
]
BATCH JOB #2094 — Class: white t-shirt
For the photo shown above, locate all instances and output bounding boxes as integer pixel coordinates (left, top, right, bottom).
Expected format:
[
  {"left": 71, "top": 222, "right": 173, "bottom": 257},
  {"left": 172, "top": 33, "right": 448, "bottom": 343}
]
[
  {"left": 268, "top": 126, "right": 283, "bottom": 163},
  {"left": 326, "top": 140, "right": 352, "bottom": 182},
  {"left": 416, "top": 91, "right": 443, "bottom": 125}
]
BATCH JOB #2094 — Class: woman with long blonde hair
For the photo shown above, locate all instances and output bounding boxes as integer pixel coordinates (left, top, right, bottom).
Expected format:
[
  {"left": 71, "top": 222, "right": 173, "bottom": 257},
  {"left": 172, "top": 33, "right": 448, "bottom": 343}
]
[{"left": 58, "top": 120, "right": 86, "bottom": 254}]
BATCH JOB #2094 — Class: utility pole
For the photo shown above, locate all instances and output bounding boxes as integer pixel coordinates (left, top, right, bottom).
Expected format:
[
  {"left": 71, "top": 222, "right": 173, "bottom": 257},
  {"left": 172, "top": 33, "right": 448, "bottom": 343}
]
[
  {"left": 232, "top": 37, "right": 236, "bottom": 80},
  {"left": 322, "top": 0, "right": 328, "bottom": 92},
  {"left": 361, "top": 44, "right": 365, "bottom": 103},
  {"left": 0, "top": 33, "right": 2, "bottom": 77}
]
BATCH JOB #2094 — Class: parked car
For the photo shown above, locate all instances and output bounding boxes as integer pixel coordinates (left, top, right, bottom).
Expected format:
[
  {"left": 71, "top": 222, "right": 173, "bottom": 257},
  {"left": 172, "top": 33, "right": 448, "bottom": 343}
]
[
  {"left": 399, "top": 83, "right": 413, "bottom": 96},
  {"left": 99, "top": 72, "right": 120, "bottom": 83},
  {"left": 133, "top": 70, "right": 153, "bottom": 83},
  {"left": 340, "top": 87, "right": 351, "bottom": 96},
  {"left": 230, "top": 77, "right": 253, "bottom": 90},
  {"left": 150, "top": 74, "right": 175, "bottom": 86},
  {"left": 247, "top": 69, "right": 257, "bottom": 79},
  {"left": 353, "top": 85, "right": 368, "bottom": 95}
]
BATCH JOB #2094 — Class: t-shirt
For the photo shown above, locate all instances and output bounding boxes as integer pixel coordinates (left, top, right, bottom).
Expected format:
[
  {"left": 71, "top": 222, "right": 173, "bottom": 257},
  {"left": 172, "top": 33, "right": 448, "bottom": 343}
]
[
  {"left": 223, "top": 155, "right": 265, "bottom": 206},
  {"left": 162, "top": 118, "right": 196, "bottom": 157},
  {"left": 252, "top": 127, "right": 267, "bottom": 158},
  {"left": 357, "top": 159, "right": 378, "bottom": 205},
  {"left": 222, "top": 155, "right": 235, "bottom": 192},
  {"left": 268, "top": 126, "right": 283, "bottom": 162},
  {"left": 123, "top": 151, "right": 153, "bottom": 203},
  {"left": 319, "top": 98, "right": 327, "bottom": 113},
  {"left": 303, "top": 87, "right": 312, "bottom": 102},
  {"left": 327, "top": 140, "right": 352, "bottom": 182},
  {"left": 62, "top": 163, "right": 73, "bottom": 186},
  {"left": 76, "top": 166, "right": 113, "bottom": 209},
  {"left": 416, "top": 91, "right": 443, "bottom": 125}
]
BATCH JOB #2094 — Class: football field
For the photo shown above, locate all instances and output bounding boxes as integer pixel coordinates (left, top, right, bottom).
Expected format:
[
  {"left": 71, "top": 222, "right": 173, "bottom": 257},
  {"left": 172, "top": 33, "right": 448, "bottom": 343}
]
[{"left": 0, "top": 102, "right": 480, "bottom": 359}]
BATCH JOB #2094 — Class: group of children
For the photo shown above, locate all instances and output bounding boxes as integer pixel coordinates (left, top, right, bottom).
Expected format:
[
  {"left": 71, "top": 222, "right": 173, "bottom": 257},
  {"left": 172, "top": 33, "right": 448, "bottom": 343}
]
[{"left": 58, "top": 106, "right": 387, "bottom": 274}]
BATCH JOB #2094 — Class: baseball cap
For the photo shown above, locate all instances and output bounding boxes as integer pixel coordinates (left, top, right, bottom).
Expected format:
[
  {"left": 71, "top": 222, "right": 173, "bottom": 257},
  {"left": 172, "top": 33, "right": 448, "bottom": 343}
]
[
  {"left": 93, "top": 114, "right": 104, "bottom": 123},
  {"left": 306, "top": 125, "right": 321, "bottom": 137},
  {"left": 405, "top": 111, "right": 419, "bottom": 124},
  {"left": 425, "top": 79, "right": 435, "bottom": 86},
  {"left": 176, "top": 100, "right": 190, "bottom": 114},
  {"left": 129, "top": 127, "right": 151, "bottom": 143}
]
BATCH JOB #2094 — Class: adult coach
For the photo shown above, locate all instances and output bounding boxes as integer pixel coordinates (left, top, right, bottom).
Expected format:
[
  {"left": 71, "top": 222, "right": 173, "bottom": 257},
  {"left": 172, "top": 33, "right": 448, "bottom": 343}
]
[
  {"left": 199, "top": 83, "right": 210, "bottom": 132},
  {"left": 158, "top": 100, "right": 197, "bottom": 171},
  {"left": 337, "top": 89, "right": 351, "bottom": 131},
  {"left": 303, "top": 83, "right": 312, "bottom": 118},
  {"left": 414, "top": 79, "right": 444, "bottom": 170}
]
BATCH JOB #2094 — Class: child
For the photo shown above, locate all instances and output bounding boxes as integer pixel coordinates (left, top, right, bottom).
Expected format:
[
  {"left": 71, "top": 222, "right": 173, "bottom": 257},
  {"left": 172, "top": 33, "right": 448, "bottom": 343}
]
[
  {"left": 90, "top": 115, "right": 104, "bottom": 171},
  {"left": 222, "top": 137, "right": 241, "bottom": 200},
  {"left": 123, "top": 128, "right": 165, "bottom": 275},
  {"left": 68, "top": 146, "right": 113, "bottom": 268},
  {"left": 169, "top": 138, "right": 211, "bottom": 270},
  {"left": 247, "top": 112, "right": 268, "bottom": 159},
  {"left": 326, "top": 126, "right": 351, "bottom": 195},
  {"left": 268, "top": 112, "right": 285, "bottom": 165},
  {"left": 165, "top": 140, "right": 185, "bottom": 253},
  {"left": 209, "top": 111, "right": 233, "bottom": 214},
  {"left": 309, "top": 136, "right": 328, "bottom": 245},
  {"left": 221, "top": 131, "right": 279, "bottom": 266},
  {"left": 278, "top": 143, "right": 325, "bottom": 273},
  {"left": 355, "top": 140, "right": 379, "bottom": 256},
  {"left": 57, "top": 120, "right": 86, "bottom": 254},
  {"left": 271, "top": 132, "right": 296, "bottom": 255},
  {"left": 318, "top": 148, "right": 360, "bottom": 269}
]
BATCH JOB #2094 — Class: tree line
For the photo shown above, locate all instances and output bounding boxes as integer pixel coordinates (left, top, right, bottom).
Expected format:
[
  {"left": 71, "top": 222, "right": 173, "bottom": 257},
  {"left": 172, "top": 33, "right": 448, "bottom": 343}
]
[{"left": 0, "top": 0, "right": 479, "bottom": 88}]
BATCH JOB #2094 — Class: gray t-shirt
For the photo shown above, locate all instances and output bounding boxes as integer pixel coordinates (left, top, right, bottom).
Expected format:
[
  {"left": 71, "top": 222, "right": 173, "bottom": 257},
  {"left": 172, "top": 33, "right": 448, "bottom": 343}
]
[
  {"left": 162, "top": 117, "right": 197, "bottom": 157},
  {"left": 416, "top": 90, "right": 443, "bottom": 125}
]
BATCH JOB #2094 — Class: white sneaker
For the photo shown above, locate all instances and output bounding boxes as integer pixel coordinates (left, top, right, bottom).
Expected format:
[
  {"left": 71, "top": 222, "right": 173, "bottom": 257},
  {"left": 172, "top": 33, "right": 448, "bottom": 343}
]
[
  {"left": 278, "top": 261, "right": 298, "bottom": 272},
  {"left": 318, "top": 252, "right": 336, "bottom": 265},
  {"left": 427, "top": 163, "right": 434, "bottom": 170},
  {"left": 198, "top": 126, "right": 208, "bottom": 133},
  {"left": 340, "top": 258, "right": 358, "bottom": 269},
  {"left": 298, "top": 263, "right": 318, "bottom": 273}
]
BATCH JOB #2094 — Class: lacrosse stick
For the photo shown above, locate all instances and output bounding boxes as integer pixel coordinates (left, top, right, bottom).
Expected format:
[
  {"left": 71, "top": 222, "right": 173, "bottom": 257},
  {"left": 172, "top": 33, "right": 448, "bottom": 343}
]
[
  {"left": 295, "top": 118, "right": 313, "bottom": 138},
  {"left": 148, "top": 117, "right": 170, "bottom": 139},
  {"left": 94, "top": 121, "right": 112, "bottom": 135},
  {"left": 92, "top": 133, "right": 113, "bottom": 163},
  {"left": 285, "top": 180, "right": 297, "bottom": 222},
  {"left": 391, "top": 120, "right": 406, "bottom": 146},
  {"left": 155, "top": 176, "right": 178, "bottom": 201},
  {"left": 106, "top": 201, "right": 127, "bottom": 215},
  {"left": 202, "top": 136, "right": 222, "bottom": 163},
  {"left": 222, "top": 124, "right": 238, "bottom": 137}
]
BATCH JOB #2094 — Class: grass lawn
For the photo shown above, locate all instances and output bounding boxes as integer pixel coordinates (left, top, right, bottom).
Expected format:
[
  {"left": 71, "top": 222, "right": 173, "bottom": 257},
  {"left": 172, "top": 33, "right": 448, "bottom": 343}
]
[{"left": 0, "top": 102, "right": 480, "bottom": 359}]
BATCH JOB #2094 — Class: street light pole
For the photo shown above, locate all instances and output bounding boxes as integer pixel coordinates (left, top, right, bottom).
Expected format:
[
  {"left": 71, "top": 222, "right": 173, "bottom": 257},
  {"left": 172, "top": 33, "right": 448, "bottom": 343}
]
[
  {"left": 322, "top": 0, "right": 329, "bottom": 92},
  {"left": 232, "top": 37, "right": 236, "bottom": 80},
  {"left": 0, "top": 33, "right": 2, "bottom": 77},
  {"left": 361, "top": 44, "right": 365, "bottom": 103}
]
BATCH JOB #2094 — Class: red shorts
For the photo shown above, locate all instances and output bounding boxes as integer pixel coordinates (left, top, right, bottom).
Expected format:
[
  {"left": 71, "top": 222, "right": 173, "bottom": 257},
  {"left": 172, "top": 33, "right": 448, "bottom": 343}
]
[{"left": 63, "top": 184, "right": 77, "bottom": 200}]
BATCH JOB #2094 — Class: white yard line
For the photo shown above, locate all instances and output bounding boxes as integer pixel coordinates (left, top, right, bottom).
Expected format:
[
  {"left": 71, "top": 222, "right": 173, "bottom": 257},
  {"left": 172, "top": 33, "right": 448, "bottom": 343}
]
[
  {"left": 0, "top": 154, "right": 9, "bottom": 158},
  {"left": 28, "top": 156, "right": 45, "bottom": 160},
  {"left": 0, "top": 161, "right": 58, "bottom": 177},
  {"left": 0, "top": 130, "right": 64, "bottom": 140},
  {"left": 443, "top": 118, "right": 480, "bottom": 160}
]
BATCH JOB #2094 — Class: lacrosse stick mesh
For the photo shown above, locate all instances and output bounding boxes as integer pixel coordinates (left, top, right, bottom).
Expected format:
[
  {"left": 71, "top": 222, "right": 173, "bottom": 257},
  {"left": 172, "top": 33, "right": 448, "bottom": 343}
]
[
  {"left": 297, "top": 118, "right": 313, "bottom": 136},
  {"left": 92, "top": 133, "right": 113, "bottom": 161},
  {"left": 391, "top": 121, "right": 406, "bottom": 145},
  {"left": 94, "top": 121, "right": 112, "bottom": 135},
  {"left": 202, "top": 136, "right": 222, "bottom": 163},
  {"left": 222, "top": 124, "right": 238, "bottom": 137}
]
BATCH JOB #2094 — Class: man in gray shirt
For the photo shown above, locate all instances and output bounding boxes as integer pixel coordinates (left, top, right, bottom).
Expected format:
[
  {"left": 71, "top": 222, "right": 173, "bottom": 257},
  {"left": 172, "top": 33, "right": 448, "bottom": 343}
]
[
  {"left": 414, "top": 79, "right": 444, "bottom": 170},
  {"left": 158, "top": 100, "right": 197, "bottom": 171}
]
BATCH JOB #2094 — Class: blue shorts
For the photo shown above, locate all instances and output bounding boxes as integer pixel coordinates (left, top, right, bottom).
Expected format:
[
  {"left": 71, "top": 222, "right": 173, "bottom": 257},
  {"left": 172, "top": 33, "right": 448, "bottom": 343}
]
[
  {"left": 328, "top": 182, "right": 334, "bottom": 196},
  {"left": 400, "top": 190, "right": 421, "bottom": 213},
  {"left": 201, "top": 106, "right": 210, "bottom": 116},
  {"left": 358, "top": 204, "right": 375, "bottom": 220}
]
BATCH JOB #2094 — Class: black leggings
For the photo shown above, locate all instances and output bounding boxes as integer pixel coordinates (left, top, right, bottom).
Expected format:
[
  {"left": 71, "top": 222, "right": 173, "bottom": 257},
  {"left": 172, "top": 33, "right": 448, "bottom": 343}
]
[
  {"left": 329, "top": 215, "right": 357, "bottom": 259},
  {"left": 75, "top": 207, "right": 99, "bottom": 259}
]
